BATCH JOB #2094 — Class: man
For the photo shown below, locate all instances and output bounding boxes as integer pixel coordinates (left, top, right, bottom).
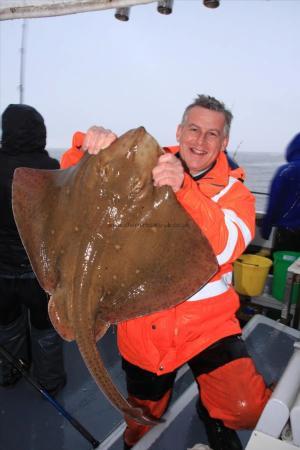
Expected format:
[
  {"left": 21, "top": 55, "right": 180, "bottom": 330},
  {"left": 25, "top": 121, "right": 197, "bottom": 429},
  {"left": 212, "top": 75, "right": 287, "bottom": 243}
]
[
  {"left": 0, "top": 104, "right": 66, "bottom": 395},
  {"left": 69, "top": 95, "right": 272, "bottom": 450}
]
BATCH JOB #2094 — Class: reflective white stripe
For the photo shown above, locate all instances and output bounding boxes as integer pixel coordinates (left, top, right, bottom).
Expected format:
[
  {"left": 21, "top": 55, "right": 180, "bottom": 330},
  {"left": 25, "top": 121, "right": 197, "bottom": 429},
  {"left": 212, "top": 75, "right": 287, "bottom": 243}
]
[
  {"left": 222, "top": 208, "right": 252, "bottom": 247},
  {"left": 211, "top": 176, "right": 237, "bottom": 202},
  {"left": 187, "top": 272, "right": 232, "bottom": 301},
  {"left": 211, "top": 176, "right": 252, "bottom": 265},
  {"left": 217, "top": 214, "right": 238, "bottom": 265},
  {"left": 222, "top": 271, "right": 233, "bottom": 285},
  {"left": 217, "top": 209, "right": 253, "bottom": 265}
]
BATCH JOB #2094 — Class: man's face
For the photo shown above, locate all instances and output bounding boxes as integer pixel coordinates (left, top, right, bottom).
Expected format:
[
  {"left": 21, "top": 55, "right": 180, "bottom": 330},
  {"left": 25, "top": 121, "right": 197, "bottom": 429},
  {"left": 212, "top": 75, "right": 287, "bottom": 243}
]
[{"left": 176, "top": 106, "right": 229, "bottom": 175}]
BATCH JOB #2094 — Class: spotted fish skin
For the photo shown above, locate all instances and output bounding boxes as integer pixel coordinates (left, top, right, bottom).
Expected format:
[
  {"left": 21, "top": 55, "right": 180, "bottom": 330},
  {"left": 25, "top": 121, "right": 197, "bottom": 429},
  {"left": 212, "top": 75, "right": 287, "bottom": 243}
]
[{"left": 12, "top": 127, "right": 217, "bottom": 424}]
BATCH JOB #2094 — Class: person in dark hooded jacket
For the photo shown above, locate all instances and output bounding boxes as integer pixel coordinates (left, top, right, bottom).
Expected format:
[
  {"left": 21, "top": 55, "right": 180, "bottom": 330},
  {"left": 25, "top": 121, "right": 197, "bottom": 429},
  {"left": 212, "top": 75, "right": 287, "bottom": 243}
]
[
  {"left": 261, "top": 133, "right": 300, "bottom": 251},
  {"left": 0, "top": 104, "right": 66, "bottom": 394}
]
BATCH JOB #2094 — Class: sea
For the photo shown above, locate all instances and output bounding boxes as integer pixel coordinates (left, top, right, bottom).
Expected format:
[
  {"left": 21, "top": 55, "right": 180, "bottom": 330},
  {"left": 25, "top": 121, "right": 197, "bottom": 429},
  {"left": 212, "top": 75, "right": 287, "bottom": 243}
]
[{"left": 48, "top": 149, "right": 285, "bottom": 213}]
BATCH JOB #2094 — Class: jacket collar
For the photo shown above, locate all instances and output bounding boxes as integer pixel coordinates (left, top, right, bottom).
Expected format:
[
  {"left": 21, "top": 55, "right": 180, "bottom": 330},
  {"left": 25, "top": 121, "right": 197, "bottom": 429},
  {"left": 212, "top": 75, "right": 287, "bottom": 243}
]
[{"left": 165, "top": 146, "right": 245, "bottom": 198}]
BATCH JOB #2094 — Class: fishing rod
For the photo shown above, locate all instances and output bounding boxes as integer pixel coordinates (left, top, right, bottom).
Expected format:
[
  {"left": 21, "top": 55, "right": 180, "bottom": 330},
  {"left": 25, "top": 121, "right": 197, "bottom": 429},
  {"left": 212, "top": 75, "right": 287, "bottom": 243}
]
[
  {"left": 0, "top": 344, "right": 100, "bottom": 449},
  {"left": 232, "top": 140, "right": 243, "bottom": 160},
  {"left": 251, "top": 191, "right": 269, "bottom": 196}
]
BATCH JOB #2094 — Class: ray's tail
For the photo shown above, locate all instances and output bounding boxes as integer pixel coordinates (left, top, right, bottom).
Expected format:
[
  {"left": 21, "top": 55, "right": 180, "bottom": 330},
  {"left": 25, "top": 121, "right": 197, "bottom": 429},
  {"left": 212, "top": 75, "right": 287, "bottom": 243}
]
[{"left": 74, "top": 319, "right": 162, "bottom": 426}]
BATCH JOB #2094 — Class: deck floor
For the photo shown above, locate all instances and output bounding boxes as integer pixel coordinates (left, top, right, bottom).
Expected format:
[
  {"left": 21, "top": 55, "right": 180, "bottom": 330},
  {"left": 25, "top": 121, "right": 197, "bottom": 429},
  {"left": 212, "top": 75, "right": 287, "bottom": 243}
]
[{"left": 1, "top": 316, "right": 299, "bottom": 450}]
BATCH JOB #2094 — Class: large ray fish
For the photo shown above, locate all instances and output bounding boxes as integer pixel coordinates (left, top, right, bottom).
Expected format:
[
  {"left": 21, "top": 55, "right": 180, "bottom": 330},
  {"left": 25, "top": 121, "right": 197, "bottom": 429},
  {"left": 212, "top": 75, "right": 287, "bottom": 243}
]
[{"left": 12, "top": 127, "right": 217, "bottom": 425}]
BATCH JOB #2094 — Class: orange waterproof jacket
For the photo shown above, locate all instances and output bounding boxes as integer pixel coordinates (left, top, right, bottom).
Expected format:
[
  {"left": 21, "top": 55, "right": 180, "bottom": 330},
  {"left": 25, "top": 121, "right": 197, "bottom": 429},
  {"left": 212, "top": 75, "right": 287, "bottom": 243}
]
[
  {"left": 60, "top": 131, "right": 85, "bottom": 169},
  {"left": 117, "top": 147, "right": 255, "bottom": 375},
  {"left": 62, "top": 140, "right": 255, "bottom": 375}
]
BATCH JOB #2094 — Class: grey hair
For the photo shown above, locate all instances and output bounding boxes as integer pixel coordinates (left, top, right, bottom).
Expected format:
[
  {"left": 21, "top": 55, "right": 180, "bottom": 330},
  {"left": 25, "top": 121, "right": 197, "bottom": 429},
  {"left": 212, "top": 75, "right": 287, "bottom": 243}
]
[{"left": 181, "top": 95, "right": 233, "bottom": 136}]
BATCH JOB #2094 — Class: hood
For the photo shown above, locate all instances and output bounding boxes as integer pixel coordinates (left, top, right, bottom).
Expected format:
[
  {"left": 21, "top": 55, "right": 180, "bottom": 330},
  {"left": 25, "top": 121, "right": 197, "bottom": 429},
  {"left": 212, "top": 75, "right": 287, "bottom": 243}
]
[
  {"left": 1, "top": 104, "right": 46, "bottom": 154},
  {"left": 286, "top": 132, "right": 300, "bottom": 162},
  {"left": 72, "top": 131, "right": 85, "bottom": 149}
]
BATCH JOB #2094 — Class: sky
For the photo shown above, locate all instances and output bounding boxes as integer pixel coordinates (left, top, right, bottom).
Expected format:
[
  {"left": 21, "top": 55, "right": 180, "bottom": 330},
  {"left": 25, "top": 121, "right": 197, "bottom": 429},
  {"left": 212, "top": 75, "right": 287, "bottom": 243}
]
[{"left": 1, "top": 0, "right": 300, "bottom": 155}]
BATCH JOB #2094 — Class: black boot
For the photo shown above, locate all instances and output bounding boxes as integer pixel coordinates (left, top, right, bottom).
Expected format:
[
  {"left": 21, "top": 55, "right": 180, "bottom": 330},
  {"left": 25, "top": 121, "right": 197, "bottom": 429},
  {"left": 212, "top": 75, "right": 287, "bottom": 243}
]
[
  {"left": 31, "top": 326, "right": 66, "bottom": 396},
  {"left": 196, "top": 400, "right": 243, "bottom": 450},
  {"left": 123, "top": 443, "right": 133, "bottom": 450},
  {"left": 123, "top": 430, "right": 133, "bottom": 450},
  {"left": 0, "top": 308, "right": 30, "bottom": 386}
]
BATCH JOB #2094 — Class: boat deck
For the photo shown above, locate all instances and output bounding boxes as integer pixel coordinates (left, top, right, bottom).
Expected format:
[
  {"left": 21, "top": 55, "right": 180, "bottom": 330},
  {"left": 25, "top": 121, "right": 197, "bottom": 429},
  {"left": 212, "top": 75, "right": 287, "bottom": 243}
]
[{"left": 1, "top": 316, "right": 299, "bottom": 450}]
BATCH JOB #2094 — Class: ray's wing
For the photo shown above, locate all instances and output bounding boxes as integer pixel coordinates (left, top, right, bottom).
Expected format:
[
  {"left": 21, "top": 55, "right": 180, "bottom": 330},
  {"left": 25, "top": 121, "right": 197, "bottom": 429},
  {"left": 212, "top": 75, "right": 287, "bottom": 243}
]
[
  {"left": 95, "top": 192, "right": 218, "bottom": 323},
  {"left": 13, "top": 166, "right": 62, "bottom": 292},
  {"left": 12, "top": 160, "right": 90, "bottom": 341}
]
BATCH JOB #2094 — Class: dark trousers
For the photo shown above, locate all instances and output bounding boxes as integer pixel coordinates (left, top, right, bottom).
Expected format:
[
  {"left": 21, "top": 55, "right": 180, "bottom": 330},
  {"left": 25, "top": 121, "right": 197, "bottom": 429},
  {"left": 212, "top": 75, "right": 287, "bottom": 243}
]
[
  {"left": 0, "top": 276, "right": 51, "bottom": 329},
  {"left": 0, "top": 275, "right": 66, "bottom": 389}
]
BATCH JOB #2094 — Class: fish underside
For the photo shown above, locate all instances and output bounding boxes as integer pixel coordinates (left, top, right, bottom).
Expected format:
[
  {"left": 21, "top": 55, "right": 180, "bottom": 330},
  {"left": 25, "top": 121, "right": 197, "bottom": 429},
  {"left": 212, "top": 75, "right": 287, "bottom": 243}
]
[{"left": 12, "top": 127, "right": 217, "bottom": 425}]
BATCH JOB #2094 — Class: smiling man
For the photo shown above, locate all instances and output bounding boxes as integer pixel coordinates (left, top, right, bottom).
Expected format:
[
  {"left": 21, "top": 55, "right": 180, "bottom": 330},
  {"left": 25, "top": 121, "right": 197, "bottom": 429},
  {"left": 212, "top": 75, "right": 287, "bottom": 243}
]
[
  {"left": 68, "top": 95, "right": 272, "bottom": 450},
  {"left": 177, "top": 99, "right": 229, "bottom": 174}
]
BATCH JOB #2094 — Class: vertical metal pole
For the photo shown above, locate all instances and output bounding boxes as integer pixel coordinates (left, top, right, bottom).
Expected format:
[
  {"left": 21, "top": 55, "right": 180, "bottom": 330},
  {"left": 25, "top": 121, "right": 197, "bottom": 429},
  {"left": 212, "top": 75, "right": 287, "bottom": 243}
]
[
  {"left": 292, "top": 274, "right": 300, "bottom": 329},
  {"left": 19, "top": 19, "right": 27, "bottom": 104},
  {"left": 280, "top": 271, "right": 294, "bottom": 325}
]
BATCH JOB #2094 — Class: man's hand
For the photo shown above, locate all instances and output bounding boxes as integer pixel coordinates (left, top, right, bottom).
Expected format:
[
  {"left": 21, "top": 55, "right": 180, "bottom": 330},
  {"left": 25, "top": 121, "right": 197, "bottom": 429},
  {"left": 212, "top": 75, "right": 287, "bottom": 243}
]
[
  {"left": 82, "top": 126, "right": 117, "bottom": 155},
  {"left": 152, "top": 153, "right": 184, "bottom": 193}
]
